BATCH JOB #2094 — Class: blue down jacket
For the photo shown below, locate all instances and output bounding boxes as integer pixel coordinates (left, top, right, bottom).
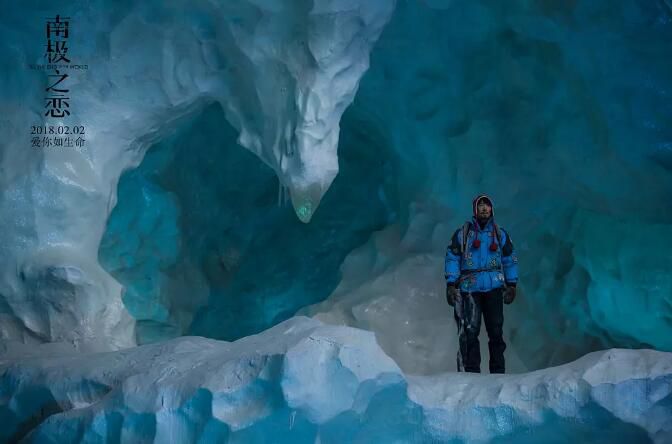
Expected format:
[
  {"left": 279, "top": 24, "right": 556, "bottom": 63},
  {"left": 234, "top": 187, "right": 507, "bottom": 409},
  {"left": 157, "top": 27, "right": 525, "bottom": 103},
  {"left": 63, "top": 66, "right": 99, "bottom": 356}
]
[{"left": 444, "top": 216, "right": 518, "bottom": 293}]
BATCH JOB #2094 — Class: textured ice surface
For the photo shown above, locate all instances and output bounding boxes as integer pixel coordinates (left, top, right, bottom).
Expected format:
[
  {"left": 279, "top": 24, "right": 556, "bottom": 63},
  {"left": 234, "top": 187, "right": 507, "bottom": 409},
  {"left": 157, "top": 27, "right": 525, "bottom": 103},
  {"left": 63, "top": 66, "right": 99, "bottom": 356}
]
[
  {"left": 97, "top": 103, "right": 398, "bottom": 344},
  {"left": 1, "top": 317, "right": 671, "bottom": 443},
  {"left": 0, "top": 0, "right": 394, "bottom": 352},
  {"left": 1, "top": 0, "right": 672, "bottom": 428}
]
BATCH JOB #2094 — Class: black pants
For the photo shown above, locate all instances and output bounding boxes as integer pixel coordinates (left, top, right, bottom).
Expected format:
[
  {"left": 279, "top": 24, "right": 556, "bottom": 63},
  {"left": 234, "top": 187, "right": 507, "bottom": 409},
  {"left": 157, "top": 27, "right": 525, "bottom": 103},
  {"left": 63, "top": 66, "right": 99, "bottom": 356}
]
[{"left": 454, "top": 288, "right": 506, "bottom": 373}]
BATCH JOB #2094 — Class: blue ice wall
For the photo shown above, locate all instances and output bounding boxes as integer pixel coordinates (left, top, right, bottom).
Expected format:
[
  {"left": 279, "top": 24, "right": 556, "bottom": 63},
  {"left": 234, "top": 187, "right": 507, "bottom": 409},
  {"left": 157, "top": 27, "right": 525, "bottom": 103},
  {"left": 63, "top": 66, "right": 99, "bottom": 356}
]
[
  {"left": 346, "top": 0, "right": 672, "bottom": 368},
  {"left": 99, "top": 103, "right": 400, "bottom": 343},
  {"left": 99, "top": 0, "right": 672, "bottom": 368}
]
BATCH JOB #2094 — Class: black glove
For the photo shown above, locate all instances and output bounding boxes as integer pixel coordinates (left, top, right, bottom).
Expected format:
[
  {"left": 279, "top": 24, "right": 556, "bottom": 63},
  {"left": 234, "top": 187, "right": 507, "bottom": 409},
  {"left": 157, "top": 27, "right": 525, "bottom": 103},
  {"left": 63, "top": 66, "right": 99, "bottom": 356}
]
[
  {"left": 503, "top": 285, "right": 516, "bottom": 304},
  {"left": 446, "top": 284, "right": 459, "bottom": 306}
]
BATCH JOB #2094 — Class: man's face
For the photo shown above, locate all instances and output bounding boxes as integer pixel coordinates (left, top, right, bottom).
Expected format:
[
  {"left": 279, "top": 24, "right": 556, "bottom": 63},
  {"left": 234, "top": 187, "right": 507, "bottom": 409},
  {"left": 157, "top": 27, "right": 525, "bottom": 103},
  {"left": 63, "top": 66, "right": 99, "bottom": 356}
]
[{"left": 477, "top": 200, "right": 492, "bottom": 219}]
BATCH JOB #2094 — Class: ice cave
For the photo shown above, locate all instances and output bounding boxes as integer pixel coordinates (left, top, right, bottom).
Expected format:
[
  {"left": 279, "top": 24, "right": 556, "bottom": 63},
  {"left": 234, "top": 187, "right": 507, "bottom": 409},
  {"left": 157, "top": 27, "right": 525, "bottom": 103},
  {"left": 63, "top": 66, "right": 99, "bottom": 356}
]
[{"left": 1, "top": 0, "right": 671, "bottom": 442}]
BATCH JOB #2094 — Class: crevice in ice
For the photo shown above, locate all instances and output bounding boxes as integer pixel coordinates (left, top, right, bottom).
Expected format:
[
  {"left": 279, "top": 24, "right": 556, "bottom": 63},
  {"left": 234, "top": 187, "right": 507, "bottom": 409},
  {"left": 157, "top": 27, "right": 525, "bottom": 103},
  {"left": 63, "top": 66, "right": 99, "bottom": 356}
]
[{"left": 7, "top": 396, "right": 64, "bottom": 444}]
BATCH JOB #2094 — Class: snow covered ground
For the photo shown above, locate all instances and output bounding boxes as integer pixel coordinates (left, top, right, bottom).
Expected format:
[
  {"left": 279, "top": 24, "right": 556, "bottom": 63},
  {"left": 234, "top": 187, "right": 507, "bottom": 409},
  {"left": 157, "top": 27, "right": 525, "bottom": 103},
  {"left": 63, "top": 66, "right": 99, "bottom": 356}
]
[{"left": 2, "top": 316, "right": 670, "bottom": 443}]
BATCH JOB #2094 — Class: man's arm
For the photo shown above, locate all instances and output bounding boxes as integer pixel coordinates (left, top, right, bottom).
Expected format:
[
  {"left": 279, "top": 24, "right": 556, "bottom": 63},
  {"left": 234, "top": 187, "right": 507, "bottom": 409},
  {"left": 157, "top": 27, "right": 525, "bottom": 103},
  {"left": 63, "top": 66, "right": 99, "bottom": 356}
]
[
  {"left": 501, "top": 228, "right": 518, "bottom": 286},
  {"left": 445, "top": 229, "right": 462, "bottom": 286}
]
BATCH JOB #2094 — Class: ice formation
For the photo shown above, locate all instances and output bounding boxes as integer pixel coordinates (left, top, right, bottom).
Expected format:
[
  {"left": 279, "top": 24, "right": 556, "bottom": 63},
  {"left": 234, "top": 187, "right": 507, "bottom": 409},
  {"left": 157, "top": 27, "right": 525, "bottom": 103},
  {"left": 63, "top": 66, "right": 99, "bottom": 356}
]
[
  {"left": 296, "top": 0, "right": 672, "bottom": 373},
  {"left": 92, "top": 0, "right": 672, "bottom": 372},
  {"left": 2, "top": 317, "right": 670, "bottom": 443},
  {"left": 1, "top": 0, "right": 672, "bottom": 442},
  {"left": 0, "top": 0, "right": 394, "bottom": 352}
]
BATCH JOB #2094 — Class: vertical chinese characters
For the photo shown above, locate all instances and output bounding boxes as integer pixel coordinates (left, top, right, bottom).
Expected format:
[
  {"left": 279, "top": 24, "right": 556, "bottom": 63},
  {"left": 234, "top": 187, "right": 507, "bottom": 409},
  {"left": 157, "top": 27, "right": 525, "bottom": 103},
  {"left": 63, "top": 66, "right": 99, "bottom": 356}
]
[
  {"left": 32, "top": 14, "right": 86, "bottom": 149},
  {"left": 44, "top": 15, "right": 71, "bottom": 118}
]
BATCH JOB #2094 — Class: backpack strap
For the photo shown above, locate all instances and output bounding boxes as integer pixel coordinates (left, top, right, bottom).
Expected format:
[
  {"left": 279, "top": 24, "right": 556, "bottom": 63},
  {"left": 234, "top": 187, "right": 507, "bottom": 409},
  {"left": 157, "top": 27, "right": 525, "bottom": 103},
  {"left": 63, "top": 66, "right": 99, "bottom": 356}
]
[
  {"left": 461, "top": 221, "right": 471, "bottom": 254},
  {"left": 493, "top": 222, "right": 502, "bottom": 248},
  {"left": 462, "top": 220, "right": 501, "bottom": 252}
]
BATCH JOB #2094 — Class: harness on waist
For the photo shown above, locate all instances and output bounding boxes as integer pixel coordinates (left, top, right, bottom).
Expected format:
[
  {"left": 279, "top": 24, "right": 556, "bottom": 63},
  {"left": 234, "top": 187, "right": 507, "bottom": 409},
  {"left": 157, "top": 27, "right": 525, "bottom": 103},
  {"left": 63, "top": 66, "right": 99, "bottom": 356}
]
[
  {"left": 456, "top": 267, "right": 501, "bottom": 283},
  {"left": 461, "top": 267, "right": 501, "bottom": 274}
]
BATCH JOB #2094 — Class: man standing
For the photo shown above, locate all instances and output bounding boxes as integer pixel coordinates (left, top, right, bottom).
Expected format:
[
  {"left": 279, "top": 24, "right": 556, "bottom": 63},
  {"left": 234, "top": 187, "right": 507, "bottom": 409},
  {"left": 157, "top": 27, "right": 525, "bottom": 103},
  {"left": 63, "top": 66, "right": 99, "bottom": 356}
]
[{"left": 444, "top": 194, "right": 518, "bottom": 373}]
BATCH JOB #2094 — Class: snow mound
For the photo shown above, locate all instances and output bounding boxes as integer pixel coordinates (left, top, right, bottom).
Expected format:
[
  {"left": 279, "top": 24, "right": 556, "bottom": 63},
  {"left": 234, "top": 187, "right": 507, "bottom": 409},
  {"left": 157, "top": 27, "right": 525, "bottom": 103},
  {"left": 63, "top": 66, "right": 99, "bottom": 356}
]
[{"left": 2, "top": 316, "right": 670, "bottom": 443}]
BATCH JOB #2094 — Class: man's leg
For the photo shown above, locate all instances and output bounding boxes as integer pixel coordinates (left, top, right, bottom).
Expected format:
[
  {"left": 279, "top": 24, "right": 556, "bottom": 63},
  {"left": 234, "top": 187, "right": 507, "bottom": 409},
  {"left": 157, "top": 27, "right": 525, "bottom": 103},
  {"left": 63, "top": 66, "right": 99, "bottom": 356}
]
[
  {"left": 483, "top": 288, "right": 506, "bottom": 373},
  {"left": 455, "top": 292, "right": 483, "bottom": 373}
]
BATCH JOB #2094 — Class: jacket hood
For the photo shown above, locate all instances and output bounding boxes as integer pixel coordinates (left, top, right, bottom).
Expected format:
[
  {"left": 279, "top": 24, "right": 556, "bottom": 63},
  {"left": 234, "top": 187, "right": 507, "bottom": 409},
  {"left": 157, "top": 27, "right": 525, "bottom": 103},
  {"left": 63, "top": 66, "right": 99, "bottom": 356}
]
[{"left": 472, "top": 194, "right": 494, "bottom": 218}]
